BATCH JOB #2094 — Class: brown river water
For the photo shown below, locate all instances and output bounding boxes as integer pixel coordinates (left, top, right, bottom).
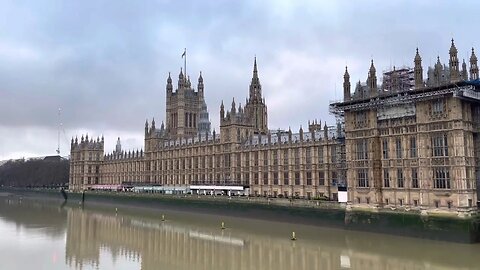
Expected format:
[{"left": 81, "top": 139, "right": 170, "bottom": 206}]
[{"left": 0, "top": 195, "right": 479, "bottom": 270}]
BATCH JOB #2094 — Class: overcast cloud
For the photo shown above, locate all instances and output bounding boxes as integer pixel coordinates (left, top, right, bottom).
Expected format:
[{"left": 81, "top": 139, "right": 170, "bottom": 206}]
[{"left": 0, "top": 0, "right": 479, "bottom": 159}]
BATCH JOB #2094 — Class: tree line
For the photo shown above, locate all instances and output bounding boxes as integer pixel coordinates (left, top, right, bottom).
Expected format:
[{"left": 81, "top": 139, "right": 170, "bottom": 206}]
[{"left": 0, "top": 158, "right": 69, "bottom": 188}]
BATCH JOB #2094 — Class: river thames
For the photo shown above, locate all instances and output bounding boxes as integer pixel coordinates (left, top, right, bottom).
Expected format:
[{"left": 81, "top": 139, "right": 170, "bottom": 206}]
[{"left": 0, "top": 196, "right": 479, "bottom": 270}]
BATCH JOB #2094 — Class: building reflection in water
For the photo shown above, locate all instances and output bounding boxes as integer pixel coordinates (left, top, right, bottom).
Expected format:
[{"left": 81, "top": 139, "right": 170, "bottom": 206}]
[
  {"left": 64, "top": 205, "right": 480, "bottom": 270},
  {"left": 1, "top": 198, "right": 479, "bottom": 270}
]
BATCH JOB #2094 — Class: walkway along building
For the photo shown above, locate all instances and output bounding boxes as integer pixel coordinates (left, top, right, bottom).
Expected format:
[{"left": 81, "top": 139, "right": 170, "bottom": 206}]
[
  {"left": 330, "top": 39, "right": 479, "bottom": 216},
  {"left": 69, "top": 58, "right": 345, "bottom": 200}
]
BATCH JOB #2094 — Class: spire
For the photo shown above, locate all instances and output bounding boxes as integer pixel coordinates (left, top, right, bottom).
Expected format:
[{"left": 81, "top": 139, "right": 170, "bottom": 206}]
[
  {"left": 249, "top": 57, "right": 262, "bottom": 101},
  {"left": 145, "top": 119, "right": 149, "bottom": 135},
  {"left": 231, "top": 98, "right": 236, "bottom": 114},
  {"left": 178, "top": 68, "right": 185, "bottom": 89},
  {"left": 343, "top": 66, "right": 351, "bottom": 101},
  {"left": 166, "top": 72, "right": 173, "bottom": 94},
  {"left": 151, "top": 117, "right": 156, "bottom": 130},
  {"left": 414, "top": 48, "right": 423, "bottom": 89},
  {"left": 434, "top": 56, "right": 442, "bottom": 86},
  {"left": 462, "top": 59, "right": 468, "bottom": 80},
  {"left": 367, "top": 59, "right": 377, "bottom": 95},
  {"left": 220, "top": 100, "right": 225, "bottom": 119},
  {"left": 197, "top": 71, "right": 204, "bottom": 94},
  {"left": 115, "top": 137, "right": 122, "bottom": 153},
  {"left": 449, "top": 38, "right": 460, "bottom": 82},
  {"left": 470, "top": 47, "right": 479, "bottom": 80}
]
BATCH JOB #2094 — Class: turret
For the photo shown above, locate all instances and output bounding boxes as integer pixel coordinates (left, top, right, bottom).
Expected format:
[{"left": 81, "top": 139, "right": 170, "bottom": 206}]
[
  {"left": 178, "top": 68, "right": 185, "bottom": 89},
  {"left": 470, "top": 48, "right": 479, "bottom": 80},
  {"left": 367, "top": 60, "right": 377, "bottom": 96},
  {"left": 115, "top": 137, "right": 122, "bottom": 153},
  {"left": 462, "top": 59, "right": 468, "bottom": 80},
  {"left": 343, "top": 66, "right": 351, "bottom": 101},
  {"left": 166, "top": 72, "right": 173, "bottom": 94},
  {"left": 231, "top": 98, "right": 236, "bottom": 114},
  {"left": 414, "top": 48, "right": 423, "bottom": 88},
  {"left": 449, "top": 39, "right": 460, "bottom": 82},
  {"left": 151, "top": 118, "right": 156, "bottom": 130},
  {"left": 145, "top": 119, "right": 149, "bottom": 135},
  {"left": 220, "top": 100, "right": 225, "bottom": 119},
  {"left": 198, "top": 71, "right": 204, "bottom": 95},
  {"left": 323, "top": 122, "right": 328, "bottom": 140},
  {"left": 434, "top": 56, "right": 442, "bottom": 86}
]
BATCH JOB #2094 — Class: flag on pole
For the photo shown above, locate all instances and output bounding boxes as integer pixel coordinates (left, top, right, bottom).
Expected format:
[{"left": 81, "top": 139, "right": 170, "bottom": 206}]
[{"left": 182, "top": 49, "right": 186, "bottom": 58}]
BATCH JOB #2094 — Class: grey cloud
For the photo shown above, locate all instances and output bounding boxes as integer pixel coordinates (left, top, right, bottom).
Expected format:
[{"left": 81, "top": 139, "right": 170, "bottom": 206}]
[{"left": 0, "top": 0, "right": 479, "bottom": 158}]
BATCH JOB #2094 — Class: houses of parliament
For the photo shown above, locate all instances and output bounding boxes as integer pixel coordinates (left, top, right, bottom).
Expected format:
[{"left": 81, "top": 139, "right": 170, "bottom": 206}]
[{"left": 70, "top": 39, "right": 480, "bottom": 216}]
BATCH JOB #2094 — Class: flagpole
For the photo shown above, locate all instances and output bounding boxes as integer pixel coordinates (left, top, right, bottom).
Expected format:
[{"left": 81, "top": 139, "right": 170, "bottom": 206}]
[{"left": 184, "top": 48, "right": 187, "bottom": 78}]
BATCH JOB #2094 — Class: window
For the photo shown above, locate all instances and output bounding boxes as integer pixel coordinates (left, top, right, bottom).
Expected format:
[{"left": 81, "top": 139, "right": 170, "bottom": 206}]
[
  {"left": 382, "top": 139, "right": 389, "bottom": 159},
  {"left": 263, "top": 172, "right": 268, "bottom": 185},
  {"left": 283, "top": 150, "right": 289, "bottom": 165},
  {"left": 383, "top": 169, "right": 390, "bottom": 187},
  {"left": 399, "top": 199, "right": 403, "bottom": 206},
  {"left": 434, "top": 167, "right": 450, "bottom": 189},
  {"left": 432, "top": 99, "right": 444, "bottom": 114},
  {"left": 357, "top": 169, "right": 369, "bottom": 187},
  {"left": 410, "top": 136, "right": 417, "bottom": 158},
  {"left": 412, "top": 168, "right": 419, "bottom": 188},
  {"left": 331, "top": 146, "right": 337, "bottom": 163},
  {"left": 397, "top": 169, "right": 404, "bottom": 188},
  {"left": 356, "top": 111, "right": 367, "bottom": 126},
  {"left": 294, "top": 148, "right": 300, "bottom": 167},
  {"left": 306, "top": 171, "right": 312, "bottom": 185},
  {"left": 413, "top": 199, "right": 418, "bottom": 207},
  {"left": 318, "top": 171, "right": 325, "bottom": 186},
  {"left": 395, "top": 138, "right": 402, "bottom": 159},
  {"left": 356, "top": 139, "right": 368, "bottom": 160},
  {"left": 318, "top": 146, "right": 324, "bottom": 163},
  {"left": 294, "top": 172, "right": 300, "bottom": 185},
  {"left": 283, "top": 172, "right": 289, "bottom": 185},
  {"left": 306, "top": 148, "right": 311, "bottom": 164},
  {"left": 273, "top": 172, "right": 278, "bottom": 185},
  {"left": 263, "top": 151, "right": 268, "bottom": 166},
  {"left": 432, "top": 133, "right": 448, "bottom": 156},
  {"left": 273, "top": 150, "right": 278, "bottom": 166},
  {"left": 254, "top": 173, "right": 258, "bottom": 185}
]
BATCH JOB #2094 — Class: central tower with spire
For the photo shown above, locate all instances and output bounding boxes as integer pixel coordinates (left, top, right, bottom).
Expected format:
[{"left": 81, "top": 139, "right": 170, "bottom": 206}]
[{"left": 244, "top": 57, "right": 269, "bottom": 134}]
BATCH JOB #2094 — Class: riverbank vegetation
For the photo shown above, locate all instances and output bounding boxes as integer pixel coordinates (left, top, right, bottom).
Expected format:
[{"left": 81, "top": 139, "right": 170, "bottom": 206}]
[{"left": 0, "top": 158, "right": 68, "bottom": 188}]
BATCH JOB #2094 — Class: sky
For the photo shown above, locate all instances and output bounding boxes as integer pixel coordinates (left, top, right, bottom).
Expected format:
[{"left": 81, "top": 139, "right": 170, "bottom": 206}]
[{"left": 0, "top": 0, "right": 479, "bottom": 159}]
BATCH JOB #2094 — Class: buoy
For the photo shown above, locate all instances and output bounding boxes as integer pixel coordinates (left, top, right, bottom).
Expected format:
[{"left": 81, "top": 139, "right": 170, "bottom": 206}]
[
  {"left": 291, "top": 231, "right": 296, "bottom": 241},
  {"left": 162, "top": 214, "right": 165, "bottom": 221},
  {"left": 221, "top": 222, "right": 225, "bottom": 229}
]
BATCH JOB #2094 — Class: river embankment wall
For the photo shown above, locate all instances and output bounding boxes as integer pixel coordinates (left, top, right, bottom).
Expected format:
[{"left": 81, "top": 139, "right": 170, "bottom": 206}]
[{"left": 2, "top": 188, "right": 479, "bottom": 243}]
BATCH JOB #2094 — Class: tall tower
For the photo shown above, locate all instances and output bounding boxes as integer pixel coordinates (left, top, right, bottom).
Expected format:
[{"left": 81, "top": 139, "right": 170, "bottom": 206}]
[
  {"left": 470, "top": 48, "right": 479, "bottom": 80},
  {"left": 367, "top": 60, "right": 377, "bottom": 96},
  {"left": 414, "top": 48, "right": 423, "bottom": 88},
  {"left": 449, "top": 39, "right": 460, "bottom": 82},
  {"left": 244, "top": 57, "right": 268, "bottom": 134},
  {"left": 343, "top": 66, "right": 351, "bottom": 101},
  {"left": 164, "top": 67, "right": 211, "bottom": 140}
]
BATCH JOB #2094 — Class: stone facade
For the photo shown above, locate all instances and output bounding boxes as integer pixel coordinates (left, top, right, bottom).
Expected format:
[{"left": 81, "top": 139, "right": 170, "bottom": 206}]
[
  {"left": 69, "top": 59, "right": 345, "bottom": 200},
  {"left": 331, "top": 39, "right": 479, "bottom": 216}
]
